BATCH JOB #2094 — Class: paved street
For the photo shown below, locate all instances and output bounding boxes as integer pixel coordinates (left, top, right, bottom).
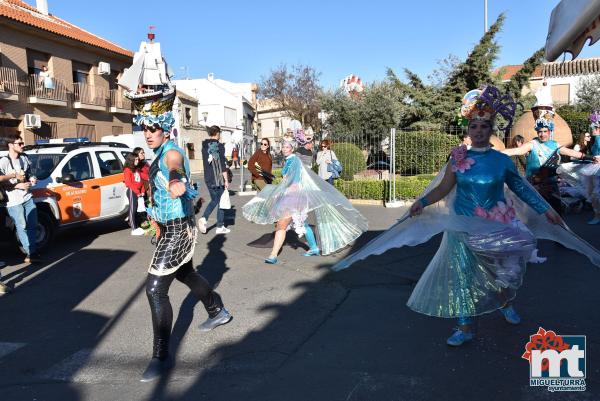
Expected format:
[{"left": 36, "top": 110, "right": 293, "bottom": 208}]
[{"left": 1, "top": 188, "right": 600, "bottom": 401}]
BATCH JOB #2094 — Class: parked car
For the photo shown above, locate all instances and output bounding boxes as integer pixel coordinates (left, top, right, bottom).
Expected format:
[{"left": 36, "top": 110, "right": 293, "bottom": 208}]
[{"left": 1, "top": 140, "right": 131, "bottom": 250}]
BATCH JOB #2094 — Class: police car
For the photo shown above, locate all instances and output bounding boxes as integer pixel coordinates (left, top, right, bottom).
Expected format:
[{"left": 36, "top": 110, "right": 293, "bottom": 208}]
[{"left": 1, "top": 138, "right": 133, "bottom": 250}]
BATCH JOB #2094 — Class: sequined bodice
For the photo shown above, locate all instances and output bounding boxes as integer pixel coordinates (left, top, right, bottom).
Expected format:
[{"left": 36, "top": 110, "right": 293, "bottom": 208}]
[{"left": 454, "top": 148, "right": 547, "bottom": 216}]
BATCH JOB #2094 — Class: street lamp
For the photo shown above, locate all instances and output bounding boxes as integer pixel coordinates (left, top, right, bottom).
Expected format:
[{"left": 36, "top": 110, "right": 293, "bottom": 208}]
[{"left": 484, "top": 0, "right": 488, "bottom": 33}]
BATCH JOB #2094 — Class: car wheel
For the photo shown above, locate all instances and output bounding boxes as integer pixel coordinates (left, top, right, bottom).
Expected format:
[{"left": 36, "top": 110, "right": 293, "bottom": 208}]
[{"left": 16, "top": 210, "right": 56, "bottom": 254}]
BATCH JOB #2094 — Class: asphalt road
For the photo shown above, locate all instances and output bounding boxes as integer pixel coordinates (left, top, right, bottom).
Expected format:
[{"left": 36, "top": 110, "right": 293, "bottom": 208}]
[{"left": 0, "top": 188, "right": 599, "bottom": 401}]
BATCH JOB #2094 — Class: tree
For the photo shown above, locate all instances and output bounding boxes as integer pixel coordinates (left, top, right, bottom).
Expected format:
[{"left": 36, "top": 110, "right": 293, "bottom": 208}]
[
  {"left": 258, "top": 64, "right": 323, "bottom": 130},
  {"left": 575, "top": 75, "right": 600, "bottom": 111},
  {"left": 501, "top": 47, "right": 545, "bottom": 103}
]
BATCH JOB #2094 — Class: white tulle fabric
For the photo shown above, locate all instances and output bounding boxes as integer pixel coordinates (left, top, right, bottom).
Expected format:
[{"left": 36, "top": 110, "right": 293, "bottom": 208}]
[{"left": 243, "top": 157, "right": 368, "bottom": 255}]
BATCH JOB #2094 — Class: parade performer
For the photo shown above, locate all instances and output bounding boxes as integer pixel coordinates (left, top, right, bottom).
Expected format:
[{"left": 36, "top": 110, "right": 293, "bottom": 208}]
[
  {"left": 575, "top": 111, "right": 600, "bottom": 224},
  {"left": 502, "top": 91, "right": 595, "bottom": 216},
  {"left": 118, "top": 32, "right": 232, "bottom": 382},
  {"left": 332, "top": 85, "right": 600, "bottom": 346},
  {"left": 243, "top": 134, "right": 368, "bottom": 263}
]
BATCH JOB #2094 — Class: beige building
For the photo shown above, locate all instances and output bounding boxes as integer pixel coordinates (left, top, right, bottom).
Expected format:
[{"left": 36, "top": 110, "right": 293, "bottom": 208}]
[
  {"left": 0, "top": 0, "right": 134, "bottom": 144},
  {"left": 172, "top": 89, "right": 208, "bottom": 173},
  {"left": 256, "top": 98, "right": 294, "bottom": 152}
]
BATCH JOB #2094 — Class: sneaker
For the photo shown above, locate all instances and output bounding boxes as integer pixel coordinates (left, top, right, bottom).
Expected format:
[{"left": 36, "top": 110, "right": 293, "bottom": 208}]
[
  {"left": 303, "top": 248, "right": 320, "bottom": 256},
  {"left": 265, "top": 255, "right": 278, "bottom": 264},
  {"left": 0, "top": 282, "right": 10, "bottom": 295},
  {"left": 499, "top": 305, "right": 521, "bottom": 325},
  {"left": 199, "top": 308, "right": 232, "bottom": 332},
  {"left": 140, "top": 357, "right": 172, "bottom": 382},
  {"left": 446, "top": 328, "right": 475, "bottom": 346},
  {"left": 215, "top": 226, "right": 231, "bottom": 234},
  {"left": 131, "top": 227, "right": 145, "bottom": 236},
  {"left": 587, "top": 217, "right": 600, "bottom": 225},
  {"left": 198, "top": 217, "right": 207, "bottom": 234}
]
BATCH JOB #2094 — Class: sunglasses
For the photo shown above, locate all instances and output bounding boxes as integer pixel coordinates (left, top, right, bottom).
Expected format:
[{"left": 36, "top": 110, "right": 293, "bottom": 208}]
[
  {"left": 13, "top": 142, "right": 24, "bottom": 146},
  {"left": 143, "top": 125, "right": 160, "bottom": 133}
]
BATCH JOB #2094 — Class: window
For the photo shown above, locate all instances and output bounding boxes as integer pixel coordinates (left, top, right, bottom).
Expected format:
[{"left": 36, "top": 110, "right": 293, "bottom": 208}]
[
  {"left": 62, "top": 152, "right": 93, "bottom": 181},
  {"left": 35, "top": 121, "right": 58, "bottom": 141},
  {"left": 26, "top": 49, "right": 49, "bottom": 75},
  {"left": 76, "top": 124, "right": 96, "bottom": 141},
  {"left": 274, "top": 120, "right": 280, "bottom": 129},
  {"left": 257, "top": 122, "right": 262, "bottom": 134},
  {"left": 551, "top": 84, "right": 570, "bottom": 105},
  {"left": 224, "top": 107, "right": 237, "bottom": 127},
  {"left": 28, "top": 154, "right": 65, "bottom": 180},
  {"left": 184, "top": 107, "right": 192, "bottom": 125},
  {"left": 72, "top": 61, "right": 90, "bottom": 84},
  {"left": 95, "top": 151, "right": 123, "bottom": 176}
]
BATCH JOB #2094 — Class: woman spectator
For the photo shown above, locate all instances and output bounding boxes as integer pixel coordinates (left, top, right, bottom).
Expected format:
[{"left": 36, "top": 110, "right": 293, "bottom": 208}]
[
  {"left": 248, "top": 139, "right": 273, "bottom": 191},
  {"left": 123, "top": 153, "right": 146, "bottom": 236},
  {"left": 132, "top": 147, "right": 150, "bottom": 197},
  {"left": 316, "top": 139, "right": 339, "bottom": 185},
  {"left": 573, "top": 132, "right": 591, "bottom": 156}
]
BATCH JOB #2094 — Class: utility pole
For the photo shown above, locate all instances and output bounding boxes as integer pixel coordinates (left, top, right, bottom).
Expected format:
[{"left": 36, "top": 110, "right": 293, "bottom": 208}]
[{"left": 484, "top": 0, "right": 488, "bottom": 33}]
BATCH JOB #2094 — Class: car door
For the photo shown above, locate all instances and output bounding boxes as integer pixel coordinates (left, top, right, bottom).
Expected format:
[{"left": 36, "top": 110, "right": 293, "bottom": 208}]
[
  {"left": 93, "top": 150, "right": 127, "bottom": 217},
  {"left": 52, "top": 151, "right": 101, "bottom": 223}
]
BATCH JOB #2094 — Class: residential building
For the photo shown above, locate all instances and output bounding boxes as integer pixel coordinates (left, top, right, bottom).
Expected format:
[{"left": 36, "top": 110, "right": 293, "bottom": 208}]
[
  {"left": 497, "top": 57, "right": 600, "bottom": 106},
  {"left": 0, "top": 0, "right": 133, "bottom": 143},
  {"left": 174, "top": 74, "right": 257, "bottom": 158},
  {"left": 172, "top": 89, "right": 208, "bottom": 173},
  {"left": 256, "top": 98, "right": 294, "bottom": 152}
]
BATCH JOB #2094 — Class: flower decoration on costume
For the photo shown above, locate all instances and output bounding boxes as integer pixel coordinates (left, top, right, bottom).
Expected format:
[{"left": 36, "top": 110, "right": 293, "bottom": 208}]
[
  {"left": 457, "top": 86, "right": 518, "bottom": 135},
  {"left": 450, "top": 145, "right": 475, "bottom": 173},
  {"left": 589, "top": 110, "right": 600, "bottom": 129},
  {"left": 473, "top": 200, "right": 516, "bottom": 224}
]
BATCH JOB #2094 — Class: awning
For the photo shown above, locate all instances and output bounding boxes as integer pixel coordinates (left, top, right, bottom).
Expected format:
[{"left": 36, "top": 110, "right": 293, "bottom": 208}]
[{"left": 545, "top": 0, "right": 600, "bottom": 62}]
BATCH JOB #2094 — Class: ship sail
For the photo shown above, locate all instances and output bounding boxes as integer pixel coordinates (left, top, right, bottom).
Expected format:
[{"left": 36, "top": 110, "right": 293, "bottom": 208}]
[{"left": 117, "top": 42, "right": 145, "bottom": 91}]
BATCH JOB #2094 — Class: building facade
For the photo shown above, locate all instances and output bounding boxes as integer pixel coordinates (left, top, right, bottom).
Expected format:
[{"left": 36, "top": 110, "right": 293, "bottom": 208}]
[
  {"left": 171, "top": 89, "right": 208, "bottom": 173},
  {"left": 498, "top": 57, "right": 600, "bottom": 106},
  {"left": 0, "top": 0, "right": 133, "bottom": 144},
  {"left": 256, "top": 99, "right": 294, "bottom": 152}
]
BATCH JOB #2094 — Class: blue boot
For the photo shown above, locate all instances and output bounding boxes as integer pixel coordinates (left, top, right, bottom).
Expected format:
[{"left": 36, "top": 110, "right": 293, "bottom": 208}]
[
  {"left": 499, "top": 305, "right": 521, "bottom": 325},
  {"left": 303, "top": 223, "right": 319, "bottom": 256},
  {"left": 446, "top": 329, "right": 475, "bottom": 346},
  {"left": 303, "top": 248, "right": 320, "bottom": 256},
  {"left": 265, "top": 256, "right": 278, "bottom": 264}
]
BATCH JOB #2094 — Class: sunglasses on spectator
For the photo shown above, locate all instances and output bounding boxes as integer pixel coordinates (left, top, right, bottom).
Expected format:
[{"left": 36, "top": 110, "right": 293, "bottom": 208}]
[
  {"left": 261, "top": 142, "right": 269, "bottom": 146},
  {"left": 13, "top": 142, "right": 24, "bottom": 146}
]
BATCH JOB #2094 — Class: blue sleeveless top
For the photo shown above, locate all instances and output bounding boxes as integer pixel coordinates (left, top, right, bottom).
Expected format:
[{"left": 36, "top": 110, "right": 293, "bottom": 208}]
[
  {"left": 525, "top": 139, "right": 560, "bottom": 178},
  {"left": 149, "top": 140, "right": 197, "bottom": 223}
]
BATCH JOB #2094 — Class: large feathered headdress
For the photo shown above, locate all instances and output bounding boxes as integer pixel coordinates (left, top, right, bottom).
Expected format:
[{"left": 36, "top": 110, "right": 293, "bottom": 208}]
[{"left": 458, "top": 85, "right": 518, "bottom": 134}]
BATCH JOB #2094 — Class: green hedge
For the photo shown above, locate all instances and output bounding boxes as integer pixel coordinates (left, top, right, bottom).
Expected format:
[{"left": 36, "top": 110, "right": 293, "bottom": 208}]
[
  {"left": 330, "top": 142, "right": 366, "bottom": 180},
  {"left": 334, "top": 175, "right": 434, "bottom": 200},
  {"left": 395, "top": 131, "right": 459, "bottom": 175},
  {"left": 557, "top": 106, "right": 590, "bottom": 142}
]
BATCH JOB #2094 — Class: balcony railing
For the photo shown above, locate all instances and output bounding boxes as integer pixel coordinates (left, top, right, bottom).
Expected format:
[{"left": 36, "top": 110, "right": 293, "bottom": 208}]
[
  {"left": 0, "top": 66, "right": 19, "bottom": 94},
  {"left": 109, "top": 89, "right": 132, "bottom": 112},
  {"left": 73, "top": 82, "right": 108, "bottom": 107},
  {"left": 27, "top": 74, "right": 68, "bottom": 102}
]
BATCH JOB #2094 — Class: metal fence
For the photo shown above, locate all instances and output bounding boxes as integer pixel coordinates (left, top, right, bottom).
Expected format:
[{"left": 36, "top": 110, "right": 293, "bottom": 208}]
[{"left": 321, "top": 127, "right": 465, "bottom": 202}]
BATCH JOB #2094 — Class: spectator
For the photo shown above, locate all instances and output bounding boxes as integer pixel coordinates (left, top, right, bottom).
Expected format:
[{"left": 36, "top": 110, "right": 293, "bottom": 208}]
[
  {"left": 38, "top": 66, "right": 54, "bottom": 90},
  {"left": 460, "top": 132, "right": 472, "bottom": 149},
  {"left": 248, "top": 138, "right": 273, "bottom": 190},
  {"left": 316, "top": 139, "right": 339, "bottom": 185},
  {"left": 0, "top": 132, "right": 40, "bottom": 263},
  {"left": 132, "top": 147, "right": 150, "bottom": 198},
  {"left": 123, "top": 153, "right": 146, "bottom": 236},
  {"left": 573, "top": 132, "right": 591, "bottom": 156},
  {"left": 198, "top": 125, "right": 230, "bottom": 234},
  {"left": 232, "top": 146, "right": 240, "bottom": 169},
  {"left": 294, "top": 129, "right": 314, "bottom": 168},
  {"left": 510, "top": 134, "right": 527, "bottom": 174}
]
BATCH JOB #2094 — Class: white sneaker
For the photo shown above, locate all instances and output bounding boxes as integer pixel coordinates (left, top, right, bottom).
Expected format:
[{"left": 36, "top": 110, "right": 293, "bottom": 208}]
[
  {"left": 198, "top": 217, "right": 207, "bottom": 234},
  {"left": 131, "top": 227, "right": 145, "bottom": 236},
  {"left": 215, "top": 226, "right": 230, "bottom": 234}
]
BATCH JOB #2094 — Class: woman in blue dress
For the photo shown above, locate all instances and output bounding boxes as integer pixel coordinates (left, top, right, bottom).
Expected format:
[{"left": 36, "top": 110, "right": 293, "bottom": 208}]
[
  {"left": 333, "top": 86, "right": 600, "bottom": 346},
  {"left": 243, "top": 138, "right": 368, "bottom": 264}
]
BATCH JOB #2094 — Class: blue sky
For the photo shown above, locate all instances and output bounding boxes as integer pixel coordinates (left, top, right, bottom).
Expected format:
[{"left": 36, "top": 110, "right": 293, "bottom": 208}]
[{"left": 30, "top": 0, "right": 600, "bottom": 89}]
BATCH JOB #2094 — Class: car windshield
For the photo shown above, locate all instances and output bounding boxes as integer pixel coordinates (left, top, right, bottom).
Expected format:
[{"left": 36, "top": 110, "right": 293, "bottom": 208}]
[{"left": 27, "top": 154, "right": 66, "bottom": 180}]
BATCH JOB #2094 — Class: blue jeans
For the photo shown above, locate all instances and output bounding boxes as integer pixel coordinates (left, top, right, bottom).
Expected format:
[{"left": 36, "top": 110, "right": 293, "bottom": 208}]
[
  {"left": 7, "top": 198, "right": 38, "bottom": 255},
  {"left": 326, "top": 176, "right": 334, "bottom": 185},
  {"left": 202, "top": 186, "right": 225, "bottom": 227}
]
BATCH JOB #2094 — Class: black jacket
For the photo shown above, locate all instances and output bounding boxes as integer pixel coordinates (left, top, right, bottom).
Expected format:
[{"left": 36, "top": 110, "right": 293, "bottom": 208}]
[{"left": 201, "top": 139, "right": 227, "bottom": 187}]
